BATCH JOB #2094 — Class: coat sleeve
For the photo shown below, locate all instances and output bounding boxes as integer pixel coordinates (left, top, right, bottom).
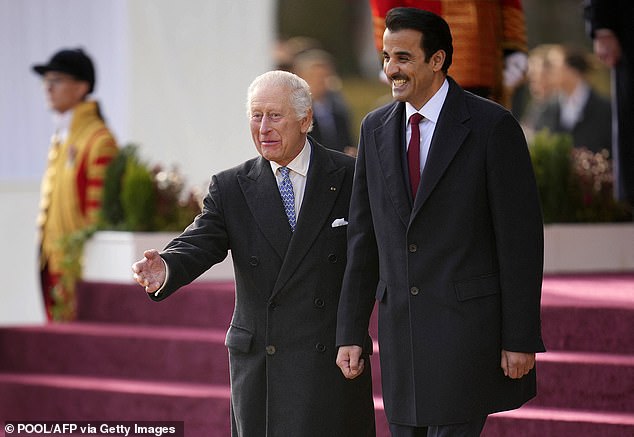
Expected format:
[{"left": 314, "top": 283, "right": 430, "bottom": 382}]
[
  {"left": 152, "top": 174, "right": 230, "bottom": 300},
  {"left": 486, "top": 112, "right": 546, "bottom": 353},
  {"left": 336, "top": 117, "right": 380, "bottom": 348}
]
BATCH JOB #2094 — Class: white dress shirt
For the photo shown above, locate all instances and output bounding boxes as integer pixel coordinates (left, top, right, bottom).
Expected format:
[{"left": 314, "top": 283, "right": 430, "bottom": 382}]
[
  {"left": 405, "top": 79, "right": 449, "bottom": 175},
  {"left": 52, "top": 108, "right": 74, "bottom": 143},
  {"left": 559, "top": 82, "right": 590, "bottom": 130},
  {"left": 270, "top": 139, "right": 311, "bottom": 217}
]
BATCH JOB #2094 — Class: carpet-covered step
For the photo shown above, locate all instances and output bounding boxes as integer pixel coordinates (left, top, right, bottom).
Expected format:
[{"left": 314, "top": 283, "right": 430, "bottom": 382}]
[
  {"left": 482, "top": 405, "right": 634, "bottom": 436},
  {"left": 77, "top": 281, "right": 235, "bottom": 329},
  {"left": 541, "top": 274, "right": 634, "bottom": 355},
  {"left": 541, "top": 305, "right": 634, "bottom": 354},
  {"left": 0, "top": 323, "right": 229, "bottom": 385},
  {"left": 531, "top": 350, "right": 634, "bottom": 413},
  {"left": 0, "top": 373, "right": 231, "bottom": 437}
]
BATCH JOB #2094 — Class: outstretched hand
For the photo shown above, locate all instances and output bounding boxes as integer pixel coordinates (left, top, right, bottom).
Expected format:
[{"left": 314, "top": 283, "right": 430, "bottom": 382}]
[{"left": 131, "top": 249, "right": 166, "bottom": 294}]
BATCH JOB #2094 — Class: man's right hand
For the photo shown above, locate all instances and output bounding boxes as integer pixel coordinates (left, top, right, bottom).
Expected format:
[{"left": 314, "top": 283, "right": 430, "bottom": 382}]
[
  {"left": 131, "top": 249, "right": 166, "bottom": 294},
  {"left": 336, "top": 345, "right": 365, "bottom": 379}
]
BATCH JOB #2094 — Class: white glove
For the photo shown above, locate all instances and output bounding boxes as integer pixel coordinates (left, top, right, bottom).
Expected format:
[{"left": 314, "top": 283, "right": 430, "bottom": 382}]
[{"left": 503, "top": 52, "right": 528, "bottom": 88}]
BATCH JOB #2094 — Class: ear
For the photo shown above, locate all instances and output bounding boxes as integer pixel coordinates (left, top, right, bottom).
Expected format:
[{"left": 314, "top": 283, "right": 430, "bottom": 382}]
[
  {"left": 300, "top": 107, "right": 313, "bottom": 134},
  {"left": 73, "top": 81, "right": 91, "bottom": 101},
  {"left": 430, "top": 50, "right": 446, "bottom": 72}
]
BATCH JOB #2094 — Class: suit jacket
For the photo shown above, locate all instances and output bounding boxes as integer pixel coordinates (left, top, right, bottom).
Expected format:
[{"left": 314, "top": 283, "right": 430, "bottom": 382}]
[
  {"left": 585, "top": 0, "right": 634, "bottom": 203},
  {"left": 310, "top": 91, "right": 354, "bottom": 153},
  {"left": 534, "top": 88, "right": 612, "bottom": 153},
  {"left": 337, "top": 77, "right": 545, "bottom": 426},
  {"left": 153, "top": 142, "right": 375, "bottom": 437}
]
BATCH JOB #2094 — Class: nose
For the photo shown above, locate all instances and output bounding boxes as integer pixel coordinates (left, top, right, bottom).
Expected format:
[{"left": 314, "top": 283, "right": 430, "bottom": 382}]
[
  {"left": 259, "top": 117, "right": 272, "bottom": 133},
  {"left": 384, "top": 58, "right": 397, "bottom": 78}
]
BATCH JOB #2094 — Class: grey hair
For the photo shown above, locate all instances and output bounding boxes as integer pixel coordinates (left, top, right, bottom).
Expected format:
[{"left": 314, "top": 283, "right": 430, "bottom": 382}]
[{"left": 246, "top": 70, "right": 313, "bottom": 131}]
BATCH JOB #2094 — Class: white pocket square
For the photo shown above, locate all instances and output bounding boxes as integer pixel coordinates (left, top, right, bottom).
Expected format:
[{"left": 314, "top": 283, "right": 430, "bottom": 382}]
[{"left": 331, "top": 218, "right": 348, "bottom": 228}]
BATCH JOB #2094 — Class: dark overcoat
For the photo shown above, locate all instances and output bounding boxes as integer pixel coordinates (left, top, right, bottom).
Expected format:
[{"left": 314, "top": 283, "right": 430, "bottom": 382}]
[
  {"left": 337, "top": 78, "right": 546, "bottom": 426},
  {"left": 153, "top": 142, "right": 375, "bottom": 436}
]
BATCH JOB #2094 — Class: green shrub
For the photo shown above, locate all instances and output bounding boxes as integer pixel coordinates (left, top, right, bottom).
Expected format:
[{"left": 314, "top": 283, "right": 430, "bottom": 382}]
[
  {"left": 121, "top": 156, "right": 157, "bottom": 231},
  {"left": 100, "top": 144, "right": 201, "bottom": 231},
  {"left": 529, "top": 129, "right": 631, "bottom": 223}
]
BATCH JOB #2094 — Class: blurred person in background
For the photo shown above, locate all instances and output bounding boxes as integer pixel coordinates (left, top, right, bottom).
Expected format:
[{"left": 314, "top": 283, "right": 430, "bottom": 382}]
[
  {"left": 293, "top": 48, "right": 357, "bottom": 156},
  {"left": 516, "top": 44, "right": 559, "bottom": 137},
  {"left": 585, "top": 0, "right": 634, "bottom": 206},
  {"left": 369, "top": 0, "right": 528, "bottom": 108},
  {"left": 32, "top": 48, "right": 118, "bottom": 320},
  {"left": 534, "top": 45, "right": 611, "bottom": 154}
]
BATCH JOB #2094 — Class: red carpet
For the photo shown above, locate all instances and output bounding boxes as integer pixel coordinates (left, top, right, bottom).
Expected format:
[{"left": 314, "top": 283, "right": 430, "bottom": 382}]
[{"left": 0, "top": 274, "right": 632, "bottom": 436}]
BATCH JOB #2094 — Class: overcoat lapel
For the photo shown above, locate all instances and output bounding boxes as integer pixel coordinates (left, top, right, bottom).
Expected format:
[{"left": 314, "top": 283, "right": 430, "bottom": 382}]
[
  {"left": 374, "top": 102, "right": 412, "bottom": 227},
  {"left": 411, "top": 79, "right": 471, "bottom": 220},
  {"left": 238, "top": 157, "right": 292, "bottom": 260},
  {"left": 271, "top": 143, "right": 345, "bottom": 298}
]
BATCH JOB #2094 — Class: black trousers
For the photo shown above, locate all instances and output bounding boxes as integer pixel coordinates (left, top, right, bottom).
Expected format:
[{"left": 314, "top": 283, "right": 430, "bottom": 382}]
[{"left": 389, "top": 416, "right": 488, "bottom": 437}]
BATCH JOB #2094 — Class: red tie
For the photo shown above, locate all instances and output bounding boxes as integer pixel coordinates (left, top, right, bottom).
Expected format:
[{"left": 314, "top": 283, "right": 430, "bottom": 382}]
[{"left": 408, "top": 113, "right": 424, "bottom": 198}]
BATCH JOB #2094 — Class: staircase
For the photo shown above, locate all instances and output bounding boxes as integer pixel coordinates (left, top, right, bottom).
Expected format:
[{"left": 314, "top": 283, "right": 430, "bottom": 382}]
[
  {"left": 0, "top": 274, "right": 633, "bottom": 436},
  {"left": 482, "top": 274, "right": 634, "bottom": 436}
]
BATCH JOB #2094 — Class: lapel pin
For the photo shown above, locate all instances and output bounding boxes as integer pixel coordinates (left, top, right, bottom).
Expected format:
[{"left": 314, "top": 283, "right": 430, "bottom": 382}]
[{"left": 330, "top": 186, "right": 336, "bottom": 191}]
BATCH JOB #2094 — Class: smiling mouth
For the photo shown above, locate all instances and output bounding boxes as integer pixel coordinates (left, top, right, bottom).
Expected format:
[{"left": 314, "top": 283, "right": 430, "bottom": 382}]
[{"left": 392, "top": 78, "right": 407, "bottom": 88}]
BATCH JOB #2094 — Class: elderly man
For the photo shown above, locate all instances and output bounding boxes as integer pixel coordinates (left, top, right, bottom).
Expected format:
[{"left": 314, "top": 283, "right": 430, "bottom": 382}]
[{"left": 132, "top": 70, "right": 375, "bottom": 437}]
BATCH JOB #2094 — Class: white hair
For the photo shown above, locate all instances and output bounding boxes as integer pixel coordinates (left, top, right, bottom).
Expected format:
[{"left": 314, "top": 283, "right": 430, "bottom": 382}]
[{"left": 246, "top": 70, "right": 313, "bottom": 130}]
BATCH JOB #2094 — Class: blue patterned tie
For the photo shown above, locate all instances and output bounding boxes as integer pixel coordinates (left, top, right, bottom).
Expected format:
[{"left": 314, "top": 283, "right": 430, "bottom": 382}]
[{"left": 278, "top": 166, "right": 297, "bottom": 232}]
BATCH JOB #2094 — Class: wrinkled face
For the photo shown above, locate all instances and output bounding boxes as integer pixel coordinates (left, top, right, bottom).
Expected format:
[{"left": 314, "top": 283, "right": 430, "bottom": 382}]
[
  {"left": 42, "top": 71, "right": 88, "bottom": 113},
  {"left": 249, "top": 84, "right": 312, "bottom": 167},
  {"left": 383, "top": 28, "right": 439, "bottom": 109}
]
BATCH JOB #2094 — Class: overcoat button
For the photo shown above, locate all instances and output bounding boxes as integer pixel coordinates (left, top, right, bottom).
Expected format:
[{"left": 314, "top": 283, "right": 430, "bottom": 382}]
[
  {"left": 314, "top": 298, "right": 325, "bottom": 308},
  {"left": 266, "top": 345, "right": 276, "bottom": 355},
  {"left": 410, "top": 286, "right": 420, "bottom": 296},
  {"left": 328, "top": 253, "right": 338, "bottom": 263},
  {"left": 249, "top": 256, "right": 259, "bottom": 267},
  {"left": 408, "top": 244, "right": 418, "bottom": 253},
  {"left": 315, "top": 343, "right": 326, "bottom": 352}
]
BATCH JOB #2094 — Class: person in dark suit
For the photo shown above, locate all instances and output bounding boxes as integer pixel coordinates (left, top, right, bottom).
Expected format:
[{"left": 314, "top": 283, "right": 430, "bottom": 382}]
[
  {"left": 335, "top": 8, "right": 545, "bottom": 436},
  {"left": 585, "top": 0, "right": 634, "bottom": 205},
  {"left": 132, "top": 70, "right": 375, "bottom": 437},
  {"left": 534, "top": 45, "right": 612, "bottom": 154},
  {"left": 293, "top": 48, "right": 357, "bottom": 156}
]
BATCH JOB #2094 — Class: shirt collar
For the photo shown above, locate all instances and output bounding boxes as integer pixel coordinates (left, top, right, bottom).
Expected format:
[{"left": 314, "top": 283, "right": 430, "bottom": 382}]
[
  {"left": 559, "top": 82, "right": 590, "bottom": 108},
  {"left": 53, "top": 108, "right": 74, "bottom": 139},
  {"left": 405, "top": 78, "right": 449, "bottom": 124},
  {"left": 270, "top": 138, "right": 311, "bottom": 177}
]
